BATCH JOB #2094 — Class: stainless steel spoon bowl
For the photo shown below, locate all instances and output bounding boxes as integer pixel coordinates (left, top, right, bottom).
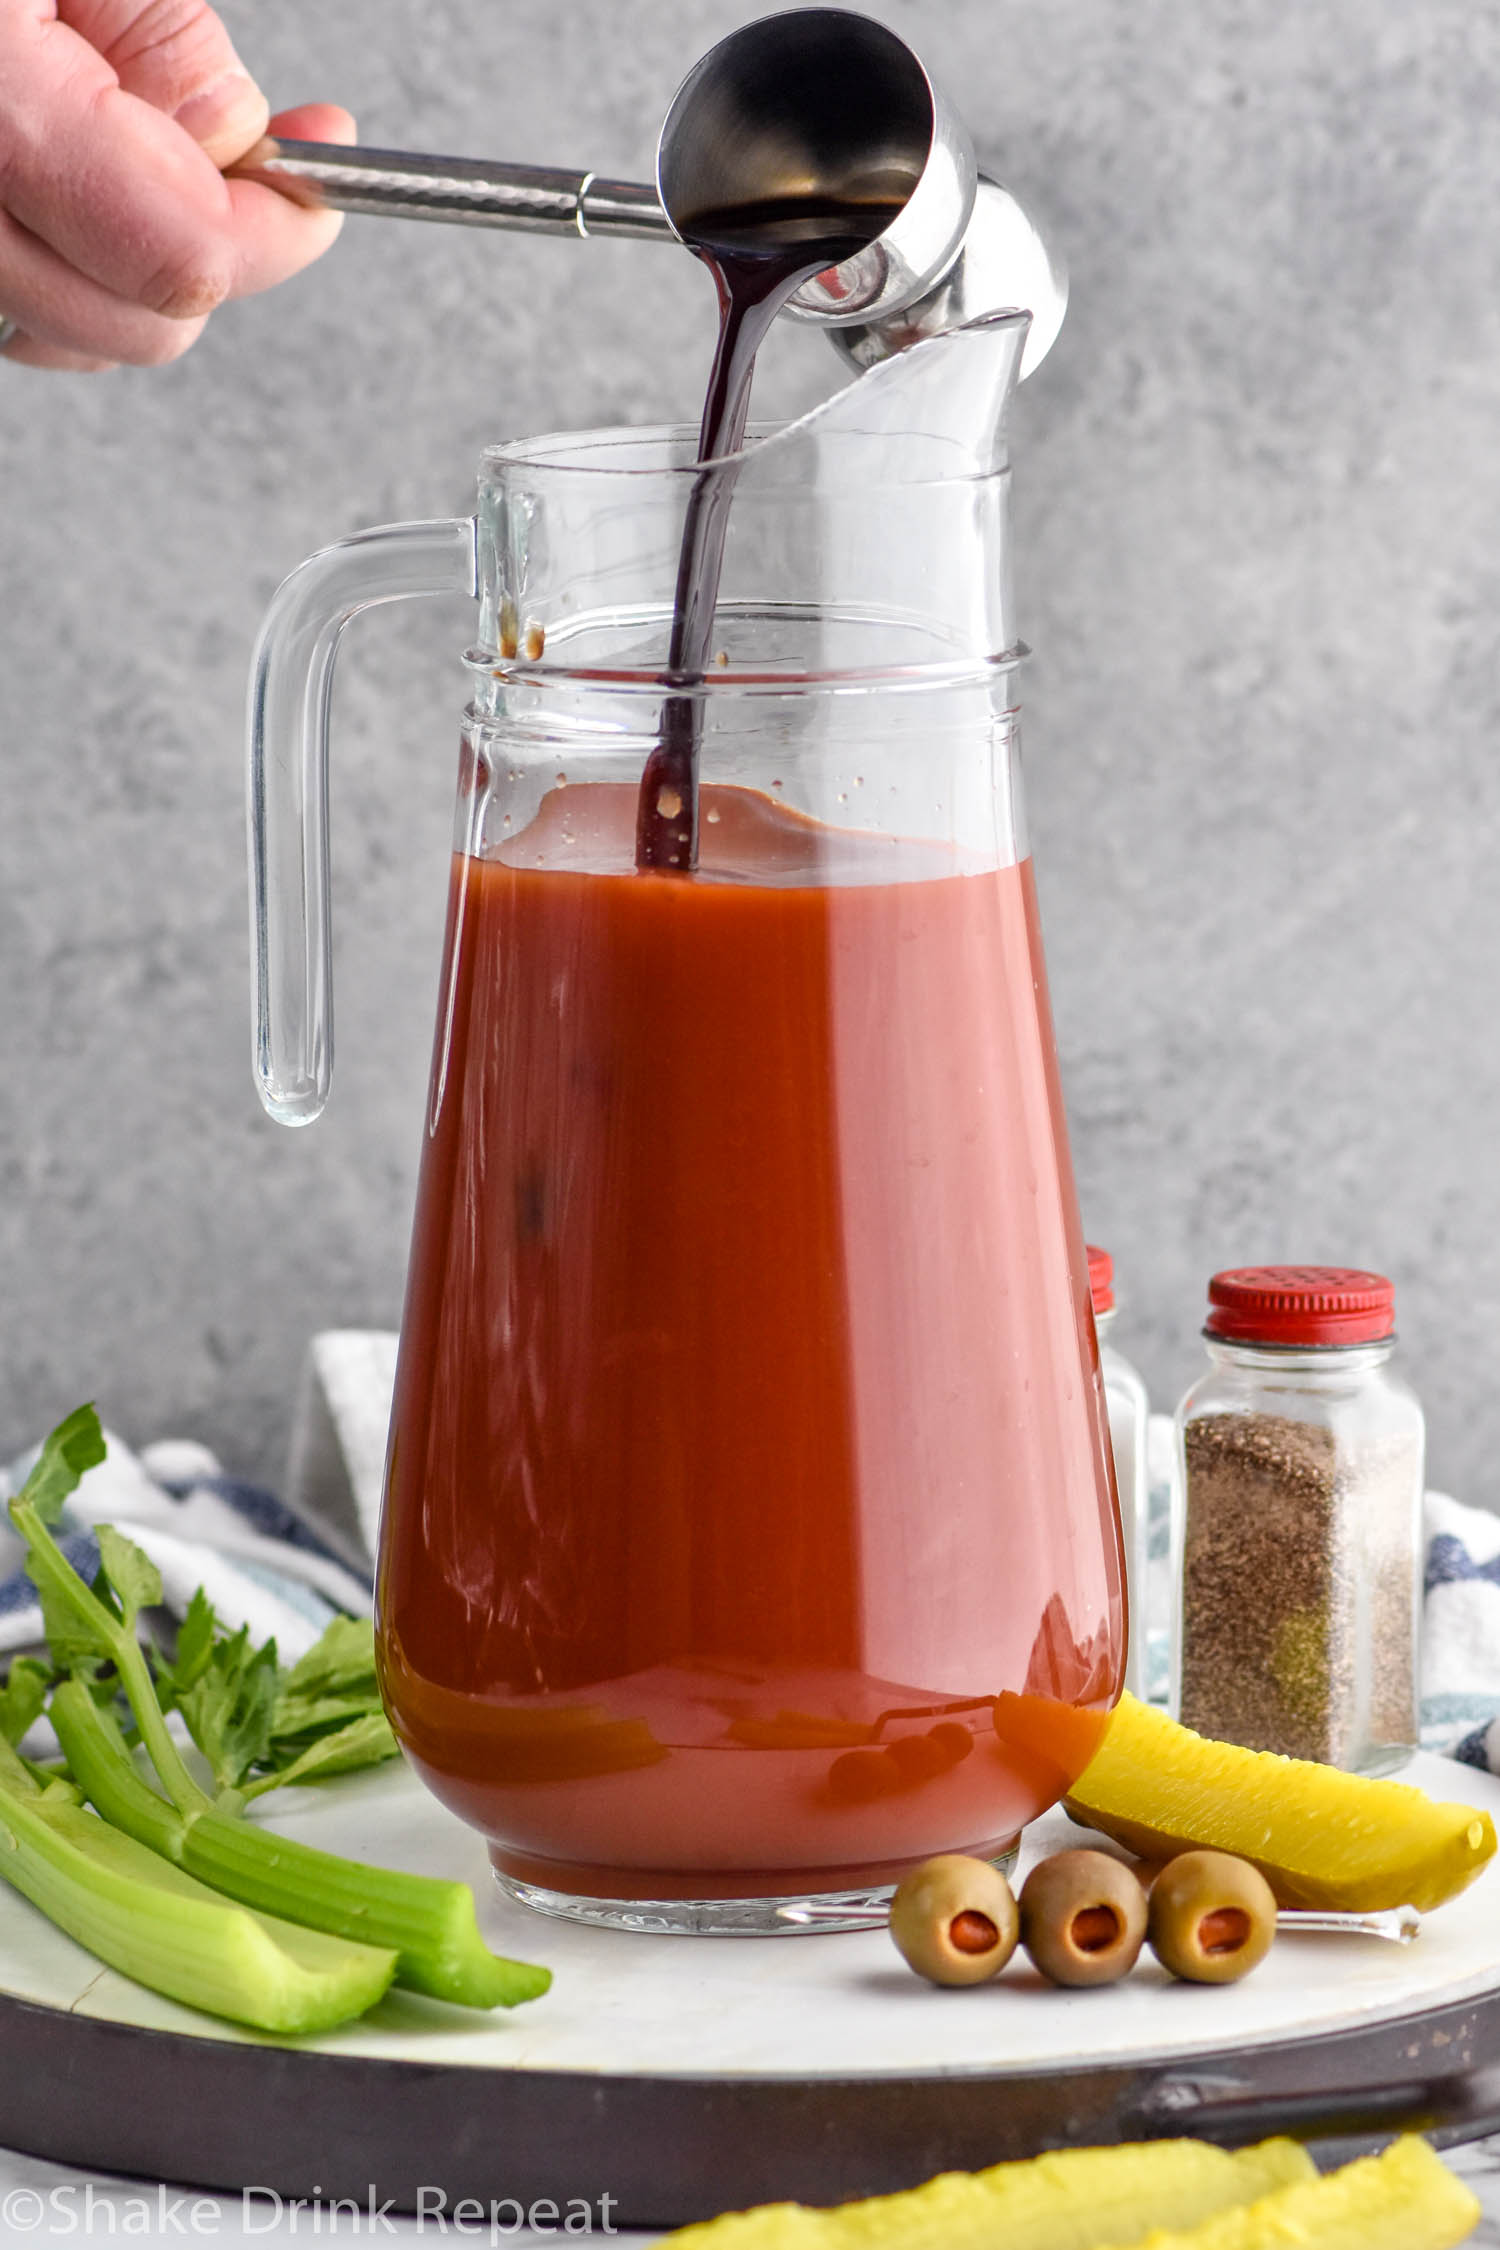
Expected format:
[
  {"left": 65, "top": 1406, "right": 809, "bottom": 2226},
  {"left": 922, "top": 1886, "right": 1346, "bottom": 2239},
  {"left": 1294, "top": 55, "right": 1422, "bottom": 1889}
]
[{"left": 655, "top": 9, "right": 975, "bottom": 333}]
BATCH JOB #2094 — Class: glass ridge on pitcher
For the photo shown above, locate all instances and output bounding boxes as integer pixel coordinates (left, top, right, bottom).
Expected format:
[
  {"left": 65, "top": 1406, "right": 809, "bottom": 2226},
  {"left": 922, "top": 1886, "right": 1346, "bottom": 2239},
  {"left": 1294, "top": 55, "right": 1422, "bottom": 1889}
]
[{"left": 248, "top": 313, "right": 1126, "bottom": 1932}]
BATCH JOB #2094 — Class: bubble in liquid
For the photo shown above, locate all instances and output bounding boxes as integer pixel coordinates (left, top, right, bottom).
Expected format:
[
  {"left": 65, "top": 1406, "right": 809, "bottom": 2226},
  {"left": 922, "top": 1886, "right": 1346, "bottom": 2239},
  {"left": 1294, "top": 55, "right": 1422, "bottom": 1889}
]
[
  {"left": 502, "top": 813, "right": 512, "bottom": 831},
  {"left": 837, "top": 792, "right": 848, "bottom": 805},
  {"left": 555, "top": 772, "right": 568, "bottom": 788},
  {"left": 854, "top": 775, "right": 865, "bottom": 789},
  {"left": 706, "top": 807, "right": 721, "bottom": 824},
  {"left": 770, "top": 778, "right": 783, "bottom": 792}
]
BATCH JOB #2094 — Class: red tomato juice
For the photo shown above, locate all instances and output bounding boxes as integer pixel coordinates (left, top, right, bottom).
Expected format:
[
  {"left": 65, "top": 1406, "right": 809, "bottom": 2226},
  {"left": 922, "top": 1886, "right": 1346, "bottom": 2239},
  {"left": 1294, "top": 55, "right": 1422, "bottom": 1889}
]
[{"left": 377, "top": 779, "right": 1124, "bottom": 1900}]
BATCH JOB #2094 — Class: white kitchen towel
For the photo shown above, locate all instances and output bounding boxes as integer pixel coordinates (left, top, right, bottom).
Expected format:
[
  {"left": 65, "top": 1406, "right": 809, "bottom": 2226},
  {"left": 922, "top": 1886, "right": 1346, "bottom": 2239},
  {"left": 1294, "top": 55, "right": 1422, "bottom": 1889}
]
[
  {"left": 0, "top": 1427, "right": 374, "bottom": 1666},
  {"left": 1421, "top": 1488, "right": 1500, "bottom": 1767}
]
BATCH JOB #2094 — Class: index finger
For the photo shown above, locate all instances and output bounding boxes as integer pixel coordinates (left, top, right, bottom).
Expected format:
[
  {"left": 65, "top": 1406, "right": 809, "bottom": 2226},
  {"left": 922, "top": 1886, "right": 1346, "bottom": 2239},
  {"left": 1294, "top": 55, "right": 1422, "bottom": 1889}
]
[{"left": 57, "top": 0, "right": 268, "bottom": 165}]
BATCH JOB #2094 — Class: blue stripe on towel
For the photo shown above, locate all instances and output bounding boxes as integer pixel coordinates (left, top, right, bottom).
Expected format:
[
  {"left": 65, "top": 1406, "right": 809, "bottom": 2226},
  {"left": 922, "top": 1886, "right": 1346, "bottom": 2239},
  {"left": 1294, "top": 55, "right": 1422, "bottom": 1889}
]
[
  {"left": 160, "top": 1472, "right": 371, "bottom": 1584},
  {"left": 1425, "top": 1532, "right": 1500, "bottom": 1597},
  {"left": 1455, "top": 1723, "right": 1496, "bottom": 1770},
  {"left": 0, "top": 1530, "right": 101, "bottom": 1615}
]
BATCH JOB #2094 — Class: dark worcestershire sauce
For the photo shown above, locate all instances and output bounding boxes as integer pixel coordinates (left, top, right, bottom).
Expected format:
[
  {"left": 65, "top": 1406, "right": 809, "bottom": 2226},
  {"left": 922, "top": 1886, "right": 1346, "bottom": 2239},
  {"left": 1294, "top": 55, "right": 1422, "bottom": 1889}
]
[{"left": 634, "top": 194, "right": 905, "bottom": 870}]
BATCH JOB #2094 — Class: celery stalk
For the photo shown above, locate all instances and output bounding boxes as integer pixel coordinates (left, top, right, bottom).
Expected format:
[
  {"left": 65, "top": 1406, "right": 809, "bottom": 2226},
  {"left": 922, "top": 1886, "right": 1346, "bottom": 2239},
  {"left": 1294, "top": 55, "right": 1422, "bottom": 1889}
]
[
  {"left": 16, "top": 1435, "right": 548, "bottom": 2012},
  {"left": 48, "top": 1686, "right": 184, "bottom": 1857},
  {"left": 179, "top": 1803, "right": 548, "bottom": 2006},
  {"left": 0, "top": 1735, "right": 396, "bottom": 2035},
  {"left": 13, "top": 1496, "right": 206, "bottom": 1812},
  {"left": 52, "top": 1677, "right": 549, "bottom": 2009}
]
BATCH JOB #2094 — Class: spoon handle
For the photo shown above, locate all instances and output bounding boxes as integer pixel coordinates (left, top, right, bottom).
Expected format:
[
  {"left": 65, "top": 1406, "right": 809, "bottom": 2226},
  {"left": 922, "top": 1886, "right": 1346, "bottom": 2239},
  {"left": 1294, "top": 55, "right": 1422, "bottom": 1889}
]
[
  {"left": 1278, "top": 1905, "right": 1421, "bottom": 1945},
  {"left": 774, "top": 1900, "right": 1423, "bottom": 1942},
  {"left": 229, "top": 137, "right": 670, "bottom": 241}
]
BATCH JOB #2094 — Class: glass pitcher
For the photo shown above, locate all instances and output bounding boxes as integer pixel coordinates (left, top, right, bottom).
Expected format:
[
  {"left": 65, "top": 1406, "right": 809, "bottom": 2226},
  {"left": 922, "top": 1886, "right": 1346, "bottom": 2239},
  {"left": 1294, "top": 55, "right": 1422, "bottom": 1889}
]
[{"left": 249, "top": 310, "right": 1125, "bottom": 1933}]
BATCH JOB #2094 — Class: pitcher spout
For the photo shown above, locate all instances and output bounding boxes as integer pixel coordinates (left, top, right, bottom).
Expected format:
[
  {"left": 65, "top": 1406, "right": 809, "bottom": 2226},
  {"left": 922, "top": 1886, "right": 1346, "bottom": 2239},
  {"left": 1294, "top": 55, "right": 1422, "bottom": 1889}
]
[
  {"left": 700, "top": 308, "right": 1031, "bottom": 672},
  {"left": 743, "top": 306, "right": 1031, "bottom": 487}
]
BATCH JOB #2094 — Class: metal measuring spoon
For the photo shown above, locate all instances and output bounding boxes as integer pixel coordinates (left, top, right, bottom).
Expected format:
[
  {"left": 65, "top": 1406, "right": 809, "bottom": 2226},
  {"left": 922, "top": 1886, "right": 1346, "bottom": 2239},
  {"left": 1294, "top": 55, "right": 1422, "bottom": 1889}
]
[
  {"left": 230, "top": 10, "right": 1066, "bottom": 376},
  {"left": 774, "top": 1899, "right": 1423, "bottom": 1942}
]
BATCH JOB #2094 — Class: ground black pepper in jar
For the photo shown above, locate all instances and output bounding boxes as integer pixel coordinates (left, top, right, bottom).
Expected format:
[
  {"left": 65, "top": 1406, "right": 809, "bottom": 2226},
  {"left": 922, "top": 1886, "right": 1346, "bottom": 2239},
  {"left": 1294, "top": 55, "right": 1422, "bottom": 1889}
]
[{"left": 1174, "top": 1267, "right": 1423, "bottom": 1774}]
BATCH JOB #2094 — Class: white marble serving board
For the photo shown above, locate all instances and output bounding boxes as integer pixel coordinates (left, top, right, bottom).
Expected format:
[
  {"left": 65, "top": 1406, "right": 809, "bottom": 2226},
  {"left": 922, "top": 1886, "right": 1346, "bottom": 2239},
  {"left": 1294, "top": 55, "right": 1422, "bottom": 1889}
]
[{"left": 3, "top": 1750, "right": 1499, "bottom": 2080}]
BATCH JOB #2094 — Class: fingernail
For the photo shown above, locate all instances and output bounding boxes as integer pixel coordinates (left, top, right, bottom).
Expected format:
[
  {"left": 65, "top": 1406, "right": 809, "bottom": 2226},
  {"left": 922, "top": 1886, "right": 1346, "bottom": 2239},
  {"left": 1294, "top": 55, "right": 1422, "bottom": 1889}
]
[{"left": 174, "top": 71, "right": 271, "bottom": 167}]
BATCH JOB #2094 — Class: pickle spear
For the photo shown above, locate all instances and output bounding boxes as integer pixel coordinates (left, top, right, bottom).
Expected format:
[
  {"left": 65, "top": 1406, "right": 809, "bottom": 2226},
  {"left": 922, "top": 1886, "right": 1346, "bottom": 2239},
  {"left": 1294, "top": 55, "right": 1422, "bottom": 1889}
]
[
  {"left": 659, "top": 2137, "right": 1478, "bottom": 2250},
  {"left": 659, "top": 2139, "right": 1315, "bottom": 2250},
  {"left": 1105, "top": 2135, "right": 1477, "bottom": 2250},
  {"left": 1063, "top": 1692, "right": 1495, "bottom": 1913}
]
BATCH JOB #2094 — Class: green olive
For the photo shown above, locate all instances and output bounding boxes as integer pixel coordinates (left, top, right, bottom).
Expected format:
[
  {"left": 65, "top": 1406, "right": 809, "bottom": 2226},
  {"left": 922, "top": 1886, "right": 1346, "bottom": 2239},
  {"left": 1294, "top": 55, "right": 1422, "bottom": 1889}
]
[
  {"left": 1148, "top": 1851, "right": 1278, "bottom": 1984},
  {"left": 886, "top": 1731, "right": 951, "bottom": 1784},
  {"left": 927, "top": 1721, "right": 975, "bottom": 1769},
  {"left": 828, "top": 1747, "right": 902, "bottom": 1803},
  {"left": 1019, "top": 1850, "right": 1148, "bottom": 1987},
  {"left": 889, "top": 1854, "right": 1020, "bottom": 1986}
]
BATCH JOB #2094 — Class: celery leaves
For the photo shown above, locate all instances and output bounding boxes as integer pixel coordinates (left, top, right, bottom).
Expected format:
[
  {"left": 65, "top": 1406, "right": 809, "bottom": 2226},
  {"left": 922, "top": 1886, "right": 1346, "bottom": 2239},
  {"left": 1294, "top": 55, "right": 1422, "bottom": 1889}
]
[
  {"left": 94, "top": 1525, "right": 161, "bottom": 1628},
  {"left": 280, "top": 1613, "right": 378, "bottom": 1701},
  {"left": 240, "top": 1712, "right": 398, "bottom": 1800},
  {"left": 161, "top": 1601, "right": 397, "bottom": 1798},
  {"left": 0, "top": 1657, "right": 50, "bottom": 1746},
  {"left": 260, "top": 1612, "right": 399, "bottom": 1791},
  {"left": 179, "top": 1627, "right": 280, "bottom": 1794},
  {"left": 18, "top": 1404, "right": 107, "bottom": 1526}
]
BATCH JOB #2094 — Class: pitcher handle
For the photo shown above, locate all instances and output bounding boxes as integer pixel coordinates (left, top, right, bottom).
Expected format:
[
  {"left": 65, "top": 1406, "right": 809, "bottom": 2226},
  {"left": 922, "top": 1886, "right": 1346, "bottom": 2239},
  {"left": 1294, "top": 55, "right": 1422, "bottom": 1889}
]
[{"left": 247, "top": 516, "right": 479, "bottom": 1125}]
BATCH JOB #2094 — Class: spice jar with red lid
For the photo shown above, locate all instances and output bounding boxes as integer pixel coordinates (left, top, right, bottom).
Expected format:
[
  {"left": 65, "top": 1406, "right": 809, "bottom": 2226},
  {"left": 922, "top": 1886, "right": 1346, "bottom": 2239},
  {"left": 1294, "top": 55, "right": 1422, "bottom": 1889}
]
[
  {"left": 1088, "top": 1246, "right": 1152, "bottom": 1699},
  {"left": 1174, "top": 1267, "right": 1423, "bottom": 1773}
]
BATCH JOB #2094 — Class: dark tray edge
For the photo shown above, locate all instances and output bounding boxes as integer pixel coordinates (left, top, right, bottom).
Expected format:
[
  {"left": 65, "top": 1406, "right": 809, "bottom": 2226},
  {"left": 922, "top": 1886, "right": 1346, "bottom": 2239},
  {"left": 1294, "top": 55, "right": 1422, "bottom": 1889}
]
[{"left": 5, "top": 1982, "right": 1500, "bottom": 2226}]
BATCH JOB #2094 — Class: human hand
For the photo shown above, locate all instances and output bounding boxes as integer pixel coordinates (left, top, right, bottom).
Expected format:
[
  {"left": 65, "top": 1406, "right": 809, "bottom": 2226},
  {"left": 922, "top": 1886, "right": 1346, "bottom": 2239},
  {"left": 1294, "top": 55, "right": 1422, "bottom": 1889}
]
[{"left": 0, "top": 1, "right": 354, "bottom": 371}]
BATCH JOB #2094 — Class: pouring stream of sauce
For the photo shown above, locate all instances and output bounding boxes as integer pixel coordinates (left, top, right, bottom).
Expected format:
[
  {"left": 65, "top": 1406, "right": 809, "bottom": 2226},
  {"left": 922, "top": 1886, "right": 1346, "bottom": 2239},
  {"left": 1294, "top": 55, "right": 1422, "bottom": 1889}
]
[{"left": 634, "top": 195, "right": 904, "bottom": 870}]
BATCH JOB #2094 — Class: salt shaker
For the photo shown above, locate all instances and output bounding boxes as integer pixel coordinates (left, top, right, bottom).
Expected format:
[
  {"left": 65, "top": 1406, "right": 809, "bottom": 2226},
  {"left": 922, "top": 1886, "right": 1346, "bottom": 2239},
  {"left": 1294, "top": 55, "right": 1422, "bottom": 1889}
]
[
  {"left": 1088, "top": 1246, "right": 1151, "bottom": 1699},
  {"left": 1175, "top": 1267, "right": 1423, "bottom": 1774}
]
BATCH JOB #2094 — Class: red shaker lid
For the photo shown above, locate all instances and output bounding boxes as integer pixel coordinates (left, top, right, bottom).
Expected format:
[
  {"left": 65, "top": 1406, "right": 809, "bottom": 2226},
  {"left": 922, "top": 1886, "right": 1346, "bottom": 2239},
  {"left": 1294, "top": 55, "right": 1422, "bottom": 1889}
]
[
  {"left": 1204, "top": 1266, "right": 1395, "bottom": 1347},
  {"left": 1086, "top": 1244, "right": 1114, "bottom": 1317}
]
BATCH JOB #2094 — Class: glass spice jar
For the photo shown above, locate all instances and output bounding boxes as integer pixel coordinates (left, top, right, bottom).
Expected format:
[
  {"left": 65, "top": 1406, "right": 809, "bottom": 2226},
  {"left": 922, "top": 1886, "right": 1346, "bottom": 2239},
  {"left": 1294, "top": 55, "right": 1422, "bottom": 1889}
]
[
  {"left": 1174, "top": 1267, "right": 1423, "bottom": 1775},
  {"left": 1088, "top": 1246, "right": 1151, "bottom": 1700}
]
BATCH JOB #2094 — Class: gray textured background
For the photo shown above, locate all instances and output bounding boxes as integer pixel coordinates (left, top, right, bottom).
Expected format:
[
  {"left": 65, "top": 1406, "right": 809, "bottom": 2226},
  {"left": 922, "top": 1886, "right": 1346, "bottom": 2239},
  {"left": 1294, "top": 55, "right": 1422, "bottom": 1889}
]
[{"left": 3, "top": 1, "right": 1497, "bottom": 1499}]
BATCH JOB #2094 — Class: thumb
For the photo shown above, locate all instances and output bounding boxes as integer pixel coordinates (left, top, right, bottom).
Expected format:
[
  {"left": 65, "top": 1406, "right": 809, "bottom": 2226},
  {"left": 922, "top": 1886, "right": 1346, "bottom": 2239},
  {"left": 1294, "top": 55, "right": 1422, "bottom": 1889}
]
[{"left": 56, "top": 0, "right": 269, "bottom": 166}]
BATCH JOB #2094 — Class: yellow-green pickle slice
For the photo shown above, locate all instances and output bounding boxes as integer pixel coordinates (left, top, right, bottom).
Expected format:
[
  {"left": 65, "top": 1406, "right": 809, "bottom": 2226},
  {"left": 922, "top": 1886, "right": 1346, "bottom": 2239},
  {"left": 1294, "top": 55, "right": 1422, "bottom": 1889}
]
[{"left": 660, "top": 2134, "right": 1479, "bottom": 2250}]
